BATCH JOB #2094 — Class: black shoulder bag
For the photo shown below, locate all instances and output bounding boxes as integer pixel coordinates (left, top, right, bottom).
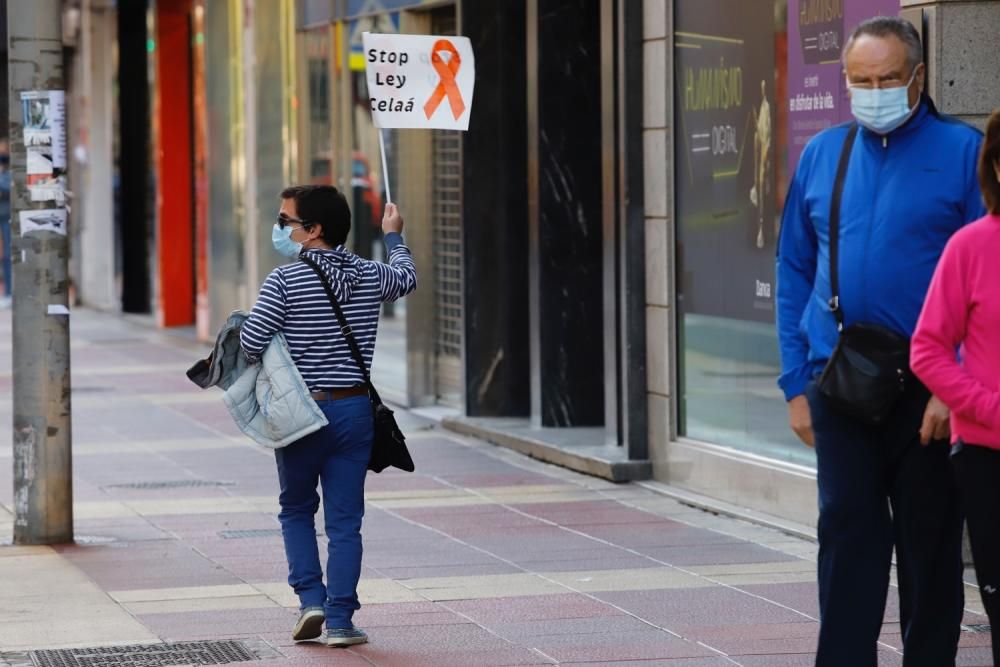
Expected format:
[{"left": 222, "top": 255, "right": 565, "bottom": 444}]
[
  {"left": 300, "top": 256, "right": 415, "bottom": 473},
  {"left": 817, "top": 124, "right": 910, "bottom": 425}
]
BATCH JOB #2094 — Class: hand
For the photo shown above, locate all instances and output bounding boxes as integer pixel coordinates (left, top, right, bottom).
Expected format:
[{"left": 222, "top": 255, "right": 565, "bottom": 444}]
[
  {"left": 788, "top": 395, "right": 815, "bottom": 447},
  {"left": 919, "top": 395, "right": 950, "bottom": 445},
  {"left": 382, "top": 203, "right": 404, "bottom": 235}
]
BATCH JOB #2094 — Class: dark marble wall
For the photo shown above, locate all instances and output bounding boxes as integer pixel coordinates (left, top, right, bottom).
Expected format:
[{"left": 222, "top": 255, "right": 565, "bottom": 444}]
[
  {"left": 118, "top": 0, "right": 152, "bottom": 313},
  {"left": 461, "top": 0, "right": 531, "bottom": 417},
  {"left": 622, "top": 0, "right": 648, "bottom": 458},
  {"left": 536, "top": 0, "right": 605, "bottom": 427}
]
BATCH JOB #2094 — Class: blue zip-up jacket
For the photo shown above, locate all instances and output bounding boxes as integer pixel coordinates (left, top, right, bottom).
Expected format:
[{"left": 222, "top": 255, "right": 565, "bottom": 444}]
[{"left": 776, "top": 98, "right": 984, "bottom": 401}]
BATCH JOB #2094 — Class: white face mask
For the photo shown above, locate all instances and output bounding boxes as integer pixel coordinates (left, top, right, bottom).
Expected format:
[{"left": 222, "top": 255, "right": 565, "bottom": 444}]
[
  {"left": 272, "top": 224, "right": 303, "bottom": 258},
  {"left": 848, "top": 68, "right": 920, "bottom": 135}
]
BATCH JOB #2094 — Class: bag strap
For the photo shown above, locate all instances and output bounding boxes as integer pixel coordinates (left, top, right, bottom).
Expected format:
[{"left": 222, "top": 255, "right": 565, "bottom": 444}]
[
  {"left": 828, "top": 123, "right": 859, "bottom": 332},
  {"left": 299, "top": 255, "right": 371, "bottom": 384}
]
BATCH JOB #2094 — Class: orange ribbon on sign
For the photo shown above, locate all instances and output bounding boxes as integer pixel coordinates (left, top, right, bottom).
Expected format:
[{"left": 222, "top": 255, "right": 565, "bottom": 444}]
[{"left": 423, "top": 39, "right": 465, "bottom": 121}]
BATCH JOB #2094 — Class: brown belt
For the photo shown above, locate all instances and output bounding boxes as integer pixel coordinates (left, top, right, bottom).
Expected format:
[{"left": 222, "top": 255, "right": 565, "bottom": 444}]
[{"left": 310, "top": 386, "right": 368, "bottom": 402}]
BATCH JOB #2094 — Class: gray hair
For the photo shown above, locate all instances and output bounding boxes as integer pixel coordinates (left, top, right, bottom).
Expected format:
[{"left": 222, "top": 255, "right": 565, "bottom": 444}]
[{"left": 843, "top": 16, "right": 923, "bottom": 71}]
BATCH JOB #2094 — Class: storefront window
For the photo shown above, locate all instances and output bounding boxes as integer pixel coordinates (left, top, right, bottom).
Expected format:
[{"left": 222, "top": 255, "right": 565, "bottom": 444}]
[
  {"left": 674, "top": 0, "right": 898, "bottom": 465},
  {"left": 351, "top": 56, "right": 387, "bottom": 256}
]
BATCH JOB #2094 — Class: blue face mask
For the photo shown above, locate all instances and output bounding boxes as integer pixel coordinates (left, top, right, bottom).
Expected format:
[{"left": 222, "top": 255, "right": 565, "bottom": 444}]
[
  {"left": 848, "top": 69, "right": 919, "bottom": 135},
  {"left": 272, "top": 224, "right": 303, "bottom": 258}
]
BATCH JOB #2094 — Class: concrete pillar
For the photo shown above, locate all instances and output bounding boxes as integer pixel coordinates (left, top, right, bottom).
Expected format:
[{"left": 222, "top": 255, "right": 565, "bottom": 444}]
[
  {"left": 642, "top": 0, "right": 673, "bottom": 478},
  {"left": 901, "top": 0, "right": 1000, "bottom": 570},
  {"left": 398, "top": 10, "right": 435, "bottom": 408},
  {"left": 9, "top": 0, "right": 74, "bottom": 545},
  {"left": 901, "top": 0, "right": 1000, "bottom": 128}
]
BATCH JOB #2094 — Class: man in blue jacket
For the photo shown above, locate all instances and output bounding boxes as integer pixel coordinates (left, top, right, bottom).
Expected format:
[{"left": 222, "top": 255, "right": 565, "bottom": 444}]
[{"left": 776, "top": 17, "right": 983, "bottom": 666}]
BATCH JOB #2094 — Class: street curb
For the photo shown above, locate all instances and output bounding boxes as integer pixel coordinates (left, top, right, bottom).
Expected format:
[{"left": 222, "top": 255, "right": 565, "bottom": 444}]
[
  {"left": 635, "top": 480, "right": 818, "bottom": 542},
  {"left": 441, "top": 417, "right": 652, "bottom": 483}
]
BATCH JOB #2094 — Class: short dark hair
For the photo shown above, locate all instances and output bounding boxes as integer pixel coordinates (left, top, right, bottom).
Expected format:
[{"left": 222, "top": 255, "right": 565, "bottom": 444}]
[
  {"left": 280, "top": 184, "right": 351, "bottom": 246},
  {"left": 980, "top": 109, "right": 1000, "bottom": 215},
  {"left": 843, "top": 17, "right": 923, "bottom": 71}
]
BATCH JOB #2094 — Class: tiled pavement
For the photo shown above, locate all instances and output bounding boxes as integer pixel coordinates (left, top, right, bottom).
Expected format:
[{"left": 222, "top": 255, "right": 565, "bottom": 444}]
[{"left": 0, "top": 309, "right": 993, "bottom": 666}]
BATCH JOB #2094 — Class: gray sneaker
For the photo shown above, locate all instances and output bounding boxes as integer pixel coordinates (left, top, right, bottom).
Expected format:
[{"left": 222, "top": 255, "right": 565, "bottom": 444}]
[
  {"left": 292, "top": 607, "right": 325, "bottom": 642},
  {"left": 326, "top": 626, "right": 368, "bottom": 648}
]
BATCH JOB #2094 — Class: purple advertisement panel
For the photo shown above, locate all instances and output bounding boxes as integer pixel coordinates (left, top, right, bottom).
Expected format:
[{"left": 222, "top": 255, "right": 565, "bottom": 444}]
[
  {"left": 674, "top": 0, "right": 778, "bottom": 323},
  {"left": 787, "top": 0, "right": 899, "bottom": 175}
]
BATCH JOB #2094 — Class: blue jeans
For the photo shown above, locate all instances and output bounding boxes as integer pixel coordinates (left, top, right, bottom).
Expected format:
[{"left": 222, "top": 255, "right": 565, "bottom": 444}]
[
  {"left": 1, "top": 220, "right": 11, "bottom": 297},
  {"left": 274, "top": 394, "right": 373, "bottom": 628},
  {"left": 807, "top": 380, "right": 964, "bottom": 667}
]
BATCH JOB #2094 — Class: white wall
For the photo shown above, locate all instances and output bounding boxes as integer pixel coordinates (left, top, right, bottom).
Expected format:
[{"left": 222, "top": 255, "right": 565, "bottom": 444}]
[{"left": 76, "top": 1, "right": 118, "bottom": 311}]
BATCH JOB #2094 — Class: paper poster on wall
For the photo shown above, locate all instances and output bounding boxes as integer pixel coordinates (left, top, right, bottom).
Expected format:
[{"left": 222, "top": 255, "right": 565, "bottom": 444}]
[
  {"left": 674, "top": 0, "right": 777, "bottom": 323},
  {"left": 48, "top": 91, "right": 67, "bottom": 170},
  {"left": 26, "top": 147, "right": 52, "bottom": 176},
  {"left": 786, "top": 0, "right": 900, "bottom": 175},
  {"left": 21, "top": 91, "right": 52, "bottom": 147},
  {"left": 20, "top": 90, "right": 67, "bottom": 203},
  {"left": 19, "top": 208, "right": 67, "bottom": 236}
]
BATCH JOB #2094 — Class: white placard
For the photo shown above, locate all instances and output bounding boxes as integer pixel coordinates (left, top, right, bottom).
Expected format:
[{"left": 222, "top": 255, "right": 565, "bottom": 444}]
[
  {"left": 362, "top": 32, "right": 476, "bottom": 131},
  {"left": 19, "top": 208, "right": 67, "bottom": 236}
]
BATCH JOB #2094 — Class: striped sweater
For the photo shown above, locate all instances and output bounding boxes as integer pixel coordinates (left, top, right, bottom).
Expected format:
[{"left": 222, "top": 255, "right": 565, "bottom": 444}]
[{"left": 239, "top": 234, "right": 416, "bottom": 390}]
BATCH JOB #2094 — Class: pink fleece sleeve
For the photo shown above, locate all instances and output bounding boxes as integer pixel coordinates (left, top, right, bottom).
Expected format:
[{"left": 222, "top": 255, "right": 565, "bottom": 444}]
[{"left": 911, "top": 239, "right": 1000, "bottom": 430}]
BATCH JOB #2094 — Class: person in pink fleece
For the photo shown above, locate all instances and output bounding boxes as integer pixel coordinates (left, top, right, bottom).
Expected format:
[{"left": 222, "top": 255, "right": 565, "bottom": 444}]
[{"left": 911, "top": 107, "right": 1000, "bottom": 664}]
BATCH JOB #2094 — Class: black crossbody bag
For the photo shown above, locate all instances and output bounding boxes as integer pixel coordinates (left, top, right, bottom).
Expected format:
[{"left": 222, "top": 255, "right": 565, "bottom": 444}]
[
  {"left": 300, "top": 256, "right": 415, "bottom": 473},
  {"left": 817, "top": 124, "right": 910, "bottom": 425}
]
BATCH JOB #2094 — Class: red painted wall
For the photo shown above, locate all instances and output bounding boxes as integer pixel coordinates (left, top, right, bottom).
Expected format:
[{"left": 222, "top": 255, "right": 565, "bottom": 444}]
[
  {"left": 156, "top": 0, "right": 195, "bottom": 327},
  {"left": 192, "top": 1, "right": 210, "bottom": 340}
]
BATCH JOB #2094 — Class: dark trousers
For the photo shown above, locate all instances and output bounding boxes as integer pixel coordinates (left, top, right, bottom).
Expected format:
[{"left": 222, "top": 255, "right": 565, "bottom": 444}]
[
  {"left": 951, "top": 442, "right": 1000, "bottom": 666},
  {"left": 806, "top": 381, "right": 964, "bottom": 667}
]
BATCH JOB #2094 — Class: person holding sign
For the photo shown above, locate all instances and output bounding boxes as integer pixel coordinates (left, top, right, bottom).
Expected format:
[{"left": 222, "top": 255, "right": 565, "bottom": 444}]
[{"left": 240, "top": 185, "right": 416, "bottom": 647}]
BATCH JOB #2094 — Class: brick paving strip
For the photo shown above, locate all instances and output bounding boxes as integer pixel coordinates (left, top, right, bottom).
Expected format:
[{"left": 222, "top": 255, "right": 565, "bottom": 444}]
[{"left": 0, "top": 309, "right": 993, "bottom": 666}]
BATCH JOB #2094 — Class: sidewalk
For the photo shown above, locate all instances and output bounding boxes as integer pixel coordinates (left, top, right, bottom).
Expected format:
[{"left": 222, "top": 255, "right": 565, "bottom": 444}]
[{"left": 0, "top": 309, "right": 992, "bottom": 666}]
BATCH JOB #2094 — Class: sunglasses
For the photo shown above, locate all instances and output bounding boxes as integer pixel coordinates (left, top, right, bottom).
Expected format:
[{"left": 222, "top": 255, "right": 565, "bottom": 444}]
[{"left": 276, "top": 212, "right": 315, "bottom": 229}]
